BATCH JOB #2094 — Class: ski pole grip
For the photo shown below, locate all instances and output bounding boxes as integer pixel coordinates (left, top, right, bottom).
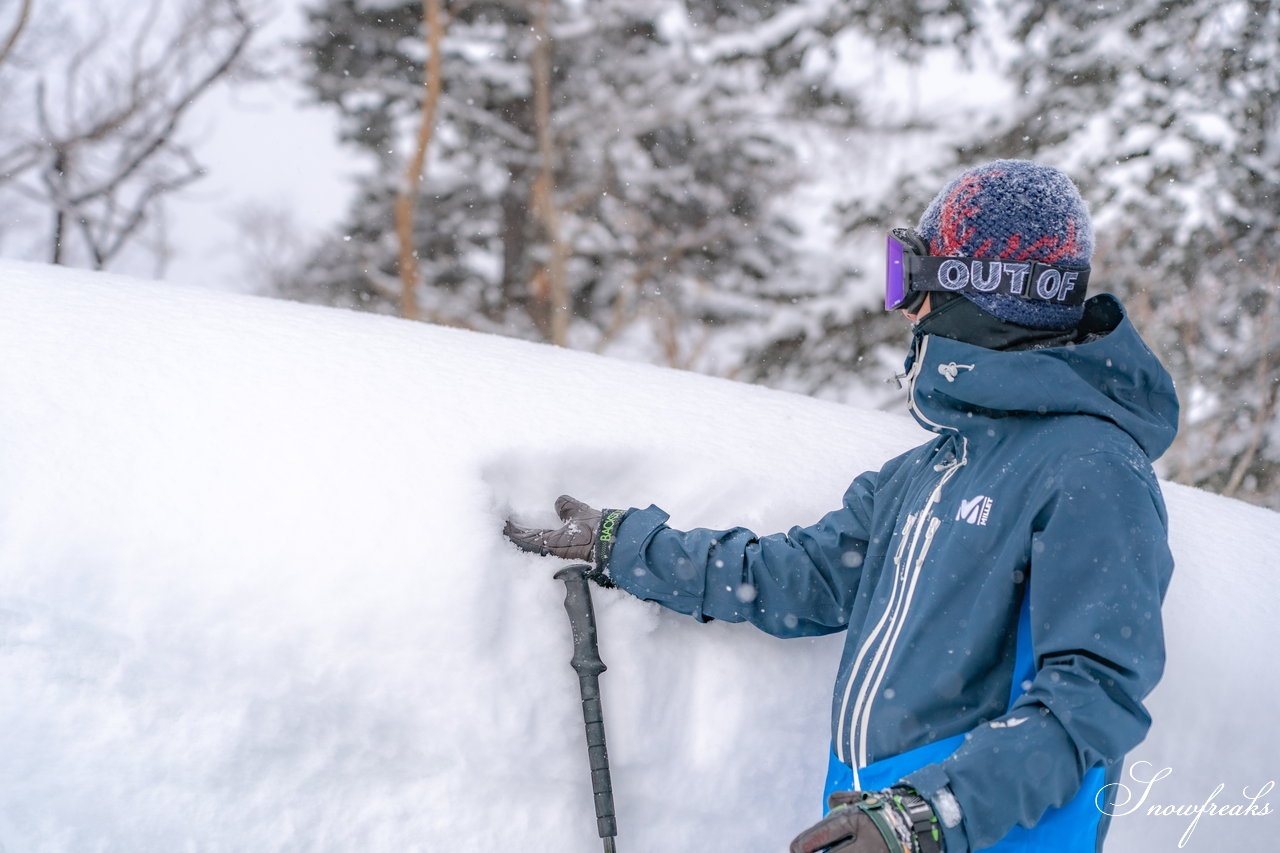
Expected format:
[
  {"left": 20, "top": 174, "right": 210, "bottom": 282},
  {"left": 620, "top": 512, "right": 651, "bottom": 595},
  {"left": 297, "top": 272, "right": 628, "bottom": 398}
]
[
  {"left": 554, "top": 564, "right": 618, "bottom": 848},
  {"left": 557, "top": 564, "right": 607, "bottom": 678}
]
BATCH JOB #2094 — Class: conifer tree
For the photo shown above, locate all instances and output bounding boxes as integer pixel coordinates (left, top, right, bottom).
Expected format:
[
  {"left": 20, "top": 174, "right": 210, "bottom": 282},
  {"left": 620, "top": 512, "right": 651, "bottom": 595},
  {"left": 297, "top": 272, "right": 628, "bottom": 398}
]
[
  {"left": 953, "top": 0, "right": 1280, "bottom": 506},
  {"left": 289, "top": 0, "right": 976, "bottom": 372}
]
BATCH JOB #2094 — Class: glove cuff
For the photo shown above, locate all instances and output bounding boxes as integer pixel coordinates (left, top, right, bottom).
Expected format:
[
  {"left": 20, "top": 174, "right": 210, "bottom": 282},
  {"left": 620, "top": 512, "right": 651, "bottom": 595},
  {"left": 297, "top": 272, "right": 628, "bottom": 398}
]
[{"left": 588, "top": 508, "right": 626, "bottom": 588}]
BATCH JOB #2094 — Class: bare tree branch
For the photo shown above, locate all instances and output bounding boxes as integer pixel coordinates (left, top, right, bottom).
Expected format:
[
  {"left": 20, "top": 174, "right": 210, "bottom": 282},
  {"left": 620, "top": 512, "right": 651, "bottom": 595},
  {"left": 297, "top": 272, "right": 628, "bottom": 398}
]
[
  {"left": 0, "top": 0, "right": 32, "bottom": 69},
  {"left": 0, "top": 145, "right": 40, "bottom": 185},
  {"left": 87, "top": 158, "right": 205, "bottom": 267},
  {"left": 60, "top": 11, "right": 113, "bottom": 132},
  {"left": 68, "top": 1, "right": 252, "bottom": 208},
  {"left": 3, "top": 0, "right": 259, "bottom": 269}
]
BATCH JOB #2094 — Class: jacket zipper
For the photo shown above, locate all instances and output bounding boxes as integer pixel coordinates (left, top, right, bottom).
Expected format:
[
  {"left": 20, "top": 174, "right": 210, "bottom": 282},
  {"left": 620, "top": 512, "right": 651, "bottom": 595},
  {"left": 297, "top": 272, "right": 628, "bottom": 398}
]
[
  {"left": 837, "top": 336, "right": 969, "bottom": 772},
  {"left": 834, "top": 338, "right": 933, "bottom": 766}
]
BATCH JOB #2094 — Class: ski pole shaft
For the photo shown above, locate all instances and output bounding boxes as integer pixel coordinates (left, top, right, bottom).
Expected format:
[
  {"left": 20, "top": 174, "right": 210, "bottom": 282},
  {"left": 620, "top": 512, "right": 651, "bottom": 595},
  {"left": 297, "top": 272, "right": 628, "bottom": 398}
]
[{"left": 554, "top": 564, "right": 618, "bottom": 852}]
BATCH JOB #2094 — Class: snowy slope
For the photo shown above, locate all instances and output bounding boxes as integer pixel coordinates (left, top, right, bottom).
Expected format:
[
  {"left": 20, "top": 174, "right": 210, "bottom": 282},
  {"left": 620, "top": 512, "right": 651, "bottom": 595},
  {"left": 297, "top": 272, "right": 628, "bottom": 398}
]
[{"left": 0, "top": 262, "right": 1274, "bottom": 852}]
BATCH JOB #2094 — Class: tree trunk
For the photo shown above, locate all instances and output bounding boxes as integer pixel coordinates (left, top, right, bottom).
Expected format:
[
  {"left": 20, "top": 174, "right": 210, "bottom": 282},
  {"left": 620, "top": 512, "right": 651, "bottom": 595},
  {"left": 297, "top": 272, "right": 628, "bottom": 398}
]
[
  {"left": 394, "top": 0, "right": 446, "bottom": 322},
  {"left": 529, "top": 0, "right": 569, "bottom": 346}
]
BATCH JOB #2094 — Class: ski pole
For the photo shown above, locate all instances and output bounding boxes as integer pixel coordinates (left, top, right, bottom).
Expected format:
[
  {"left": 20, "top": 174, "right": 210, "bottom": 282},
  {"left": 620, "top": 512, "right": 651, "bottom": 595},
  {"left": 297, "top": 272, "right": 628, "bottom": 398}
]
[{"left": 554, "top": 564, "right": 619, "bottom": 853}]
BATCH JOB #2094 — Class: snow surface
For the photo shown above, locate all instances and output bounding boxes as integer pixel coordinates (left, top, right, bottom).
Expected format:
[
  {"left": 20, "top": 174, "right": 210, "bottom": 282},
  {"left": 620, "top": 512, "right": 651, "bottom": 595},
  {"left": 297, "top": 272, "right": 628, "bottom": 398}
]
[{"left": 0, "top": 262, "right": 1275, "bottom": 851}]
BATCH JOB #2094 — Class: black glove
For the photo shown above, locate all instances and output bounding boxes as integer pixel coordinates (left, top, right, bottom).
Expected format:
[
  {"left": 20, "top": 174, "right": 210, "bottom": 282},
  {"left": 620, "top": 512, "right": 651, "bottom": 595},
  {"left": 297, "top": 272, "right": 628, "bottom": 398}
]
[
  {"left": 504, "top": 495, "right": 603, "bottom": 563},
  {"left": 790, "top": 788, "right": 943, "bottom": 853}
]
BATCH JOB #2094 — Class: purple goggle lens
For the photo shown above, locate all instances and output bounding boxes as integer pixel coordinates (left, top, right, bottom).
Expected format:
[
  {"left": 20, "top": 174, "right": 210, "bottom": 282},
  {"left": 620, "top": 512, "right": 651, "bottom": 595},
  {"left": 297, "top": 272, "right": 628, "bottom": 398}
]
[{"left": 885, "top": 232, "right": 908, "bottom": 311}]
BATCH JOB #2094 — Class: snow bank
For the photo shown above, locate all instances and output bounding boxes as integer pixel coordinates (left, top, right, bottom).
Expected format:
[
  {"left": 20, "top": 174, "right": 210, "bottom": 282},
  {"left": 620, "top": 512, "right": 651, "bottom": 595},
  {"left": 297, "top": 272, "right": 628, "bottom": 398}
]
[{"left": 0, "top": 262, "right": 1274, "bottom": 851}]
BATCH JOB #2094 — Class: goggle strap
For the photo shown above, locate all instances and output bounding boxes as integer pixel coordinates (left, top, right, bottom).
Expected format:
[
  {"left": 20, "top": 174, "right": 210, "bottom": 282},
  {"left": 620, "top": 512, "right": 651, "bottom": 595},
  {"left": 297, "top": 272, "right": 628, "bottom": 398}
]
[{"left": 905, "top": 254, "right": 1090, "bottom": 307}]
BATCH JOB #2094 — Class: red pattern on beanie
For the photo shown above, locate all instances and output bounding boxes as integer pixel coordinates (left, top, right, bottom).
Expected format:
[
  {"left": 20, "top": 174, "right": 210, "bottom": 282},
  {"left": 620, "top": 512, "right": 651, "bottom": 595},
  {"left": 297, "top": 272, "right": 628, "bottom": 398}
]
[
  {"left": 1004, "top": 219, "right": 1082, "bottom": 264},
  {"left": 934, "top": 171, "right": 994, "bottom": 257}
]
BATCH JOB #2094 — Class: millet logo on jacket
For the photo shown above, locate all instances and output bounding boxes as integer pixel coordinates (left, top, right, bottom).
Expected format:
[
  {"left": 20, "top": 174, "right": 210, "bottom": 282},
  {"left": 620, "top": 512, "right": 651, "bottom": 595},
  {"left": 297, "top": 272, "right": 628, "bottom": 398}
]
[{"left": 957, "top": 495, "right": 993, "bottom": 526}]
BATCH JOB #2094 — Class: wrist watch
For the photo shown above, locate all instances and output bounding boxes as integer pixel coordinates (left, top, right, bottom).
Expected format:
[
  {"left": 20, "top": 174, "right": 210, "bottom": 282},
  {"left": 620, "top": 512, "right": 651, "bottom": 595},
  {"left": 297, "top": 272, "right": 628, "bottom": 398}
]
[{"left": 891, "top": 788, "right": 944, "bottom": 853}]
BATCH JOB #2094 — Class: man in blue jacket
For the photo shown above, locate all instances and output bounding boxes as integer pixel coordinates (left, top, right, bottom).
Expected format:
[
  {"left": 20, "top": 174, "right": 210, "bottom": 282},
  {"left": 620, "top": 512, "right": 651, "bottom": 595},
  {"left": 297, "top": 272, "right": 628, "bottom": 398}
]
[{"left": 505, "top": 161, "right": 1178, "bottom": 853}]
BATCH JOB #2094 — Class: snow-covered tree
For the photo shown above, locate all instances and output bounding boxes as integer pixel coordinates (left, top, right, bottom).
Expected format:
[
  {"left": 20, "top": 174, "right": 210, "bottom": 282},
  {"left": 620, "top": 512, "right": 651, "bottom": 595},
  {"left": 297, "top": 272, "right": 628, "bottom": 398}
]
[
  {"left": 945, "top": 0, "right": 1280, "bottom": 507},
  {"left": 286, "top": 0, "right": 976, "bottom": 371}
]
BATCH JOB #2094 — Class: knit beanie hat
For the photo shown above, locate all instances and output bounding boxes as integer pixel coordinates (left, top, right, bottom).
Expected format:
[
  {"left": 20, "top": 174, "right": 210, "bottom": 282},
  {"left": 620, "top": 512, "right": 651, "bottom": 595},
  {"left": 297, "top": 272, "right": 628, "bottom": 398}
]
[{"left": 916, "top": 160, "right": 1094, "bottom": 330}]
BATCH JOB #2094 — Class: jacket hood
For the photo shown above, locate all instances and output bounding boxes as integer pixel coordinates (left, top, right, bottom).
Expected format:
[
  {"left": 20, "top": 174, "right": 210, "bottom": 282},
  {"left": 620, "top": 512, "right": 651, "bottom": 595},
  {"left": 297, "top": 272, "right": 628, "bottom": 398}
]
[{"left": 905, "top": 294, "right": 1180, "bottom": 461}]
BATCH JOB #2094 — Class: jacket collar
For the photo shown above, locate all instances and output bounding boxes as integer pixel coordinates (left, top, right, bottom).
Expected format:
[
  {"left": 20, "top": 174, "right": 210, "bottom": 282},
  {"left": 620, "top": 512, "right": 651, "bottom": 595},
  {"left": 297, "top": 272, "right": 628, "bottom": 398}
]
[{"left": 903, "top": 295, "right": 1180, "bottom": 461}]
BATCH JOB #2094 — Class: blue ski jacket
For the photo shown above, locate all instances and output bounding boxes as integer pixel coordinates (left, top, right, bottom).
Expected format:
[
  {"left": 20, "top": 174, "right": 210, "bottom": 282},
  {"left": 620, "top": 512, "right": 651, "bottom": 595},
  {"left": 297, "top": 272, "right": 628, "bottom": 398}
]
[{"left": 599, "top": 295, "right": 1178, "bottom": 852}]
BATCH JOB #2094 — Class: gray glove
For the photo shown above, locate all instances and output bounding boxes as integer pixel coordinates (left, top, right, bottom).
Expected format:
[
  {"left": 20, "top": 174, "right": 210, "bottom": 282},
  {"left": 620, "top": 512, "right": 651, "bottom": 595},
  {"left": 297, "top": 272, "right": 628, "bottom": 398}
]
[
  {"left": 790, "top": 788, "right": 943, "bottom": 853},
  {"left": 504, "top": 495, "right": 602, "bottom": 562}
]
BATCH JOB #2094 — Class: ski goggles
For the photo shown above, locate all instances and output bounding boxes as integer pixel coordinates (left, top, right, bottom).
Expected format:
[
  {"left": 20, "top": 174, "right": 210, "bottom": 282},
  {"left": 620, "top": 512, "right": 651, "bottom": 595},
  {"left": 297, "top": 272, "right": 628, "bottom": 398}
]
[{"left": 885, "top": 227, "right": 1091, "bottom": 312}]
